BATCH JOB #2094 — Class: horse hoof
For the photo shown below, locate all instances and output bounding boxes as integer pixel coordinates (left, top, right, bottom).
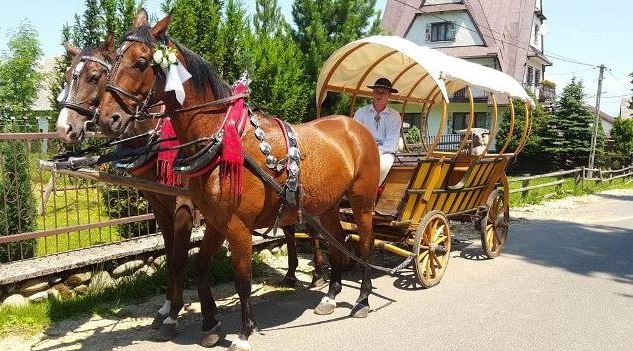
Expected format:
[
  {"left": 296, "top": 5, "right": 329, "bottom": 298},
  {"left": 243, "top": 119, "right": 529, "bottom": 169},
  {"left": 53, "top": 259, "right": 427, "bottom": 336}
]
[
  {"left": 228, "top": 338, "right": 252, "bottom": 351},
  {"left": 277, "top": 276, "right": 298, "bottom": 288},
  {"left": 157, "top": 321, "right": 179, "bottom": 341},
  {"left": 200, "top": 322, "right": 225, "bottom": 348},
  {"left": 310, "top": 276, "right": 327, "bottom": 288},
  {"left": 150, "top": 313, "right": 166, "bottom": 330},
  {"left": 350, "top": 302, "right": 370, "bottom": 318},
  {"left": 314, "top": 296, "right": 336, "bottom": 315}
]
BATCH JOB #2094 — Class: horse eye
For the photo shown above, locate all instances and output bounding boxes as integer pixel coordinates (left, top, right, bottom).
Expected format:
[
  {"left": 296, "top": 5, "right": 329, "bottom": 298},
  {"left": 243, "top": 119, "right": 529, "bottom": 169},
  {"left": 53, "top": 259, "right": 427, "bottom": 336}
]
[{"left": 88, "top": 73, "right": 99, "bottom": 83}]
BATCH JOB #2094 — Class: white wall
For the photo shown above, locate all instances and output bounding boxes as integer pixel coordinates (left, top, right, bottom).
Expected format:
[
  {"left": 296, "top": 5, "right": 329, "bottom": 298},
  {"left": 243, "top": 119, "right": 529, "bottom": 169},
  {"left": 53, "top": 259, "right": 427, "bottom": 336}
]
[
  {"left": 405, "top": 11, "right": 484, "bottom": 48},
  {"left": 530, "top": 17, "right": 544, "bottom": 52}
]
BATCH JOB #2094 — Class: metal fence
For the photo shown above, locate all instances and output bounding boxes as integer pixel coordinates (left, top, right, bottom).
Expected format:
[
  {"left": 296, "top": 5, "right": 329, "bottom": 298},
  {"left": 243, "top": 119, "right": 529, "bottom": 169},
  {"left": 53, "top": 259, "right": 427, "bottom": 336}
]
[{"left": 0, "top": 120, "right": 159, "bottom": 263}]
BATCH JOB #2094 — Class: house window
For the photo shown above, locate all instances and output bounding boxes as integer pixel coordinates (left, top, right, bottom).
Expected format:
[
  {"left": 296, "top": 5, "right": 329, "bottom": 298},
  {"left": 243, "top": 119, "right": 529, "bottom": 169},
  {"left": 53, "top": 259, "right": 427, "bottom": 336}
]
[
  {"left": 526, "top": 66, "right": 534, "bottom": 86},
  {"left": 449, "top": 112, "right": 490, "bottom": 133},
  {"left": 534, "top": 25, "right": 540, "bottom": 45},
  {"left": 428, "top": 22, "right": 456, "bottom": 42},
  {"left": 534, "top": 69, "right": 541, "bottom": 87}
]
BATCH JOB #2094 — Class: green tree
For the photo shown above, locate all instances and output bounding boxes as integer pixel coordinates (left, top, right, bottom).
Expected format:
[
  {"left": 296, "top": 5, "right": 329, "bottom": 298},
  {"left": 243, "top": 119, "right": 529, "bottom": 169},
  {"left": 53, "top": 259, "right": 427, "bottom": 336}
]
[
  {"left": 496, "top": 92, "right": 553, "bottom": 171},
  {"left": 540, "top": 79, "right": 602, "bottom": 169},
  {"left": 49, "top": 0, "right": 144, "bottom": 112},
  {"left": 0, "top": 21, "right": 43, "bottom": 117},
  {"left": 291, "top": 0, "right": 382, "bottom": 119},
  {"left": 247, "top": 0, "right": 309, "bottom": 122},
  {"left": 161, "top": 0, "right": 224, "bottom": 68},
  {"left": 611, "top": 117, "right": 633, "bottom": 157},
  {"left": 0, "top": 123, "right": 37, "bottom": 262},
  {"left": 217, "top": 0, "right": 250, "bottom": 82}
]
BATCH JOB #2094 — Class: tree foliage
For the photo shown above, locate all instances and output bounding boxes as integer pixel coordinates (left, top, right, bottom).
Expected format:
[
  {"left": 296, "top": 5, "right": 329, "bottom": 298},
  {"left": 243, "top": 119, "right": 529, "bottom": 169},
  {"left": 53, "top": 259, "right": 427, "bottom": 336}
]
[
  {"left": 539, "top": 79, "right": 604, "bottom": 169},
  {"left": 0, "top": 21, "right": 43, "bottom": 116},
  {"left": 49, "top": 0, "right": 144, "bottom": 112},
  {"left": 0, "top": 122, "right": 37, "bottom": 262},
  {"left": 496, "top": 93, "right": 553, "bottom": 172},
  {"left": 246, "top": 0, "right": 309, "bottom": 122},
  {"left": 611, "top": 117, "right": 633, "bottom": 157},
  {"left": 291, "top": 0, "right": 382, "bottom": 119}
]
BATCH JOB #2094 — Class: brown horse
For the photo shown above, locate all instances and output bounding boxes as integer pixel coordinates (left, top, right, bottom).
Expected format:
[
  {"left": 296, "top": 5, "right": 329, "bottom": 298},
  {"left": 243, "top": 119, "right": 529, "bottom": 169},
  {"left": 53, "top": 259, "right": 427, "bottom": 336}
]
[
  {"left": 55, "top": 26, "right": 325, "bottom": 342},
  {"left": 97, "top": 11, "right": 379, "bottom": 351},
  {"left": 56, "top": 37, "right": 196, "bottom": 339}
]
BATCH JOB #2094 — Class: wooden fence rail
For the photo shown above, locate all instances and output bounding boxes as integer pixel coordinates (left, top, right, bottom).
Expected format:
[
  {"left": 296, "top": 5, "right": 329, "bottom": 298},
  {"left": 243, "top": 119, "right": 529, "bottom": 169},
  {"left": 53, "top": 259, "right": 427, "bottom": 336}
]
[{"left": 509, "top": 164, "right": 633, "bottom": 198}]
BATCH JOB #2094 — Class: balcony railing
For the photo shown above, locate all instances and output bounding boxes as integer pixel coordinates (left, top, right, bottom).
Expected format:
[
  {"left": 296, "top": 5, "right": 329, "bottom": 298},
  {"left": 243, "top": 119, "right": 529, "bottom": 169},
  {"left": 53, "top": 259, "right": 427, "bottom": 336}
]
[
  {"left": 539, "top": 85, "right": 556, "bottom": 102},
  {"left": 451, "top": 87, "right": 488, "bottom": 101}
]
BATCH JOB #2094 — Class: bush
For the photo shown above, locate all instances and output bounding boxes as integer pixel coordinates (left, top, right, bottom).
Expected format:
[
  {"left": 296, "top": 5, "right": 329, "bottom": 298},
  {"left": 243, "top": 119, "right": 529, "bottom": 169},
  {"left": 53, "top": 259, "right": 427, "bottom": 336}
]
[{"left": 0, "top": 122, "right": 37, "bottom": 262}]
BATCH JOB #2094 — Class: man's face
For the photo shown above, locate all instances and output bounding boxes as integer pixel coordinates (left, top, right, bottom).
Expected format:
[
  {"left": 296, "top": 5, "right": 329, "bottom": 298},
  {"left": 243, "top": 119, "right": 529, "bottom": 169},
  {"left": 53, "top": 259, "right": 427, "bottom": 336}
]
[{"left": 372, "top": 87, "right": 391, "bottom": 111}]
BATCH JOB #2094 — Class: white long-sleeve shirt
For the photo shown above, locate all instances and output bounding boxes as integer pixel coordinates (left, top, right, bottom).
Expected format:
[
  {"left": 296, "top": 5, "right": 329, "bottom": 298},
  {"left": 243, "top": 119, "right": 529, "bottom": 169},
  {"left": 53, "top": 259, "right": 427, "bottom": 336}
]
[{"left": 353, "top": 104, "right": 402, "bottom": 155}]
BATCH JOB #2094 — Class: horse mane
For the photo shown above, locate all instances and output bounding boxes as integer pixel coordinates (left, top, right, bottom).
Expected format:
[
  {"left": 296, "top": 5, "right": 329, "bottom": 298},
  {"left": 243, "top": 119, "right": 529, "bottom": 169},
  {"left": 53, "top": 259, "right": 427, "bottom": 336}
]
[{"left": 121, "top": 26, "right": 232, "bottom": 100}]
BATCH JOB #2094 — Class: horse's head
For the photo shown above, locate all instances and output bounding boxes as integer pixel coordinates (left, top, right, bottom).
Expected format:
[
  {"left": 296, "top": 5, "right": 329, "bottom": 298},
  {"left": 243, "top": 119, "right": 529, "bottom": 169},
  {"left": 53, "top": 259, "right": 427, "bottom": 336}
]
[
  {"left": 98, "top": 10, "right": 173, "bottom": 137},
  {"left": 56, "top": 36, "right": 114, "bottom": 144}
]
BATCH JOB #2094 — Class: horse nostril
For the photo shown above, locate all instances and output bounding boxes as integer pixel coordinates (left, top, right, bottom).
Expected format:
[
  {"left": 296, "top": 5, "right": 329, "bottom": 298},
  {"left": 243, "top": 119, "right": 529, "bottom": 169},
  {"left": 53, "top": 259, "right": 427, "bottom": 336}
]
[{"left": 111, "top": 114, "right": 121, "bottom": 123}]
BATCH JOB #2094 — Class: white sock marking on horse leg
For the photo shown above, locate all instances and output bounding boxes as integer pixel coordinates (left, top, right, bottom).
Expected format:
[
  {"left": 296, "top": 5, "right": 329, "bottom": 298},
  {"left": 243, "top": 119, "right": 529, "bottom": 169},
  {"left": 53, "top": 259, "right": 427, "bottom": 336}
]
[
  {"left": 230, "top": 338, "right": 252, "bottom": 350},
  {"left": 162, "top": 316, "right": 178, "bottom": 325},
  {"left": 158, "top": 300, "right": 171, "bottom": 315},
  {"left": 320, "top": 296, "right": 337, "bottom": 307}
]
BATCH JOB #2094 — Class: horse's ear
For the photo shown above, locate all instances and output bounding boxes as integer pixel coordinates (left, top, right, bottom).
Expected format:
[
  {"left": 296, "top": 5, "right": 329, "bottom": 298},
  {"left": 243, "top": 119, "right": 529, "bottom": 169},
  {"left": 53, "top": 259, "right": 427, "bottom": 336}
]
[
  {"left": 100, "top": 34, "right": 114, "bottom": 53},
  {"left": 151, "top": 14, "right": 172, "bottom": 38},
  {"left": 133, "top": 8, "right": 149, "bottom": 28},
  {"left": 64, "top": 42, "right": 80, "bottom": 57}
]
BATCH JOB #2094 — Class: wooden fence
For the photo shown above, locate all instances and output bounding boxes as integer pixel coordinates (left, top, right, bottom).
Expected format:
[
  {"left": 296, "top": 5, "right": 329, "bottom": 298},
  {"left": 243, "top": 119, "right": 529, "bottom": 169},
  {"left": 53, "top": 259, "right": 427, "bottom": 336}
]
[{"left": 509, "top": 164, "right": 633, "bottom": 198}]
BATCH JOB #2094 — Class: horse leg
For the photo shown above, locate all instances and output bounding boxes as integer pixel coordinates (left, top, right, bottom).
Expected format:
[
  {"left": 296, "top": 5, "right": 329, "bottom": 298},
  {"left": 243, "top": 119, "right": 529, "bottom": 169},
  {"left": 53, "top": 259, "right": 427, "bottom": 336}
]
[
  {"left": 347, "top": 183, "right": 377, "bottom": 318},
  {"left": 158, "top": 199, "right": 194, "bottom": 340},
  {"left": 149, "top": 198, "right": 175, "bottom": 330},
  {"left": 311, "top": 238, "right": 327, "bottom": 287},
  {"left": 314, "top": 207, "right": 344, "bottom": 315},
  {"left": 280, "top": 225, "right": 299, "bottom": 287},
  {"left": 226, "top": 220, "right": 258, "bottom": 351},
  {"left": 197, "top": 226, "right": 227, "bottom": 348}
]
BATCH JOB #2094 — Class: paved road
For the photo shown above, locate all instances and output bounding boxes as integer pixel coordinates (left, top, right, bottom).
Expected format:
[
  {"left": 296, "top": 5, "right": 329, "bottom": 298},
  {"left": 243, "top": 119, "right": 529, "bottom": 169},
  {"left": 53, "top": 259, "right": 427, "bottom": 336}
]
[{"left": 125, "top": 192, "right": 633, "bottom": 351}]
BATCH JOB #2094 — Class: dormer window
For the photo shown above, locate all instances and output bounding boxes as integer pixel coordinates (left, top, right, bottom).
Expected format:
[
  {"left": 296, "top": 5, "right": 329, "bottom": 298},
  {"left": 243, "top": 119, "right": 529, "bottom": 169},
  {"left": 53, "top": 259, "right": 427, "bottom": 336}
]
[{"left": 427, "top": 22, "right": 457, "bottom": 42}]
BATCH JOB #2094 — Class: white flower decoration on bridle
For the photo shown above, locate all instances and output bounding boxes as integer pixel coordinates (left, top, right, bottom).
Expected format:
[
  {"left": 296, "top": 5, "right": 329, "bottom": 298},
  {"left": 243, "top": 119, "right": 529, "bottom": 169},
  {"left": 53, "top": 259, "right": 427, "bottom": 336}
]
[
  {"left": 152, "top": 43, "right": 192, "bottom": 105},
  {"left": 153, "top": 43, "right": 178, "bottom": 69}
]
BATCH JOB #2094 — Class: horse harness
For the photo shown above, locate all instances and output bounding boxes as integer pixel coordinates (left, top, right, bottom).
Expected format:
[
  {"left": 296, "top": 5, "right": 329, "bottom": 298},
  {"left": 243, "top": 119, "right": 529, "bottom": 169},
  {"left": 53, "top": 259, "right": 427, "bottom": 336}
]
[{"left": 58, "top": 55, "right": 112, "bottom": 127}]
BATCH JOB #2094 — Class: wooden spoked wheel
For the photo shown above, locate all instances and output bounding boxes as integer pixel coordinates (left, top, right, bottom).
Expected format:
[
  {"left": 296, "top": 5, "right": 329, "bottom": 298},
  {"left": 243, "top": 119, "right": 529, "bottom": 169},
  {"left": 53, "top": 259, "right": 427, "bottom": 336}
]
[
  {"left": 480, "top": 189, "right": 509, "bottom": 258},
  {"left": 413, "top": 210, "right": 451, "bottom": 288}
]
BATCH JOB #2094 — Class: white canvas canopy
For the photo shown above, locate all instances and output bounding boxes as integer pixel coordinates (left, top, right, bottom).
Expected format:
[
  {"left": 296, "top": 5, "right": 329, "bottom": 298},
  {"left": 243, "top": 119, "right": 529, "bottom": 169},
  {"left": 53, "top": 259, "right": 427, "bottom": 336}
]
[{"left": 316, "top": 35, "right": 534, "bottom": 108}]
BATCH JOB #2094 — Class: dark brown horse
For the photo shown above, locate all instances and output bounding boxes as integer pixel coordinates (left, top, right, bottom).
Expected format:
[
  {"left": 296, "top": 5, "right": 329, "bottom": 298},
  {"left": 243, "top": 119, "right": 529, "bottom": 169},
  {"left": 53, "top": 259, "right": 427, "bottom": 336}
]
[
  {"left": 97, "top": 12, "right": 379, "bottom": 351},
  {"left": 55, "top": 24, "right": 325, "bottom": 342}
]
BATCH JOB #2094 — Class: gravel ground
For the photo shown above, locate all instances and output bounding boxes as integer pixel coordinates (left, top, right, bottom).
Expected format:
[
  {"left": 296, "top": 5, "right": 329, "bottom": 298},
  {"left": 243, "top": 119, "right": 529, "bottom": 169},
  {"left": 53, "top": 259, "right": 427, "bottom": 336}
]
[{"left": 2, "top": 187, "right": 632, "bottom": 351}]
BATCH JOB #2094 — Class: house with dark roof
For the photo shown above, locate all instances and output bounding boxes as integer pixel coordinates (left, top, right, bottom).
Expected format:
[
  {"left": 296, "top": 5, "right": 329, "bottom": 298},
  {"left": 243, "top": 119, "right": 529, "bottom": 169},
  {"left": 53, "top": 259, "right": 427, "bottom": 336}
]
[{"left": 382, "top": 0, "right": 552, "bottom": 140}]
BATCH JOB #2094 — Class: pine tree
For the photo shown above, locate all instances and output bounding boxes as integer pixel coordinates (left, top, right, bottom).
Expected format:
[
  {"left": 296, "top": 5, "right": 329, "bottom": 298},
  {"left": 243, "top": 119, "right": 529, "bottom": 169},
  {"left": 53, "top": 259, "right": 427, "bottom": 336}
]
[
  {"left": 541, "top": 79, "right": 600, "bottom": 169},
  {"left": 291, "top": 0, "right": 382, "bottom": 119},
  {"left": 162, "top": 0, "right": 224, "bottom": 68},
  {"left": 217, "top": 0, "right": 250, "bottom": 83},
  {"left": 496, "top": 92, "right": 553, "bottom": 172},
  {"left": 611, "top": 117, "right": 633, "bottom": 157},
  {"left": 248, "top": 0, "right": 309, "bottom": 123}
]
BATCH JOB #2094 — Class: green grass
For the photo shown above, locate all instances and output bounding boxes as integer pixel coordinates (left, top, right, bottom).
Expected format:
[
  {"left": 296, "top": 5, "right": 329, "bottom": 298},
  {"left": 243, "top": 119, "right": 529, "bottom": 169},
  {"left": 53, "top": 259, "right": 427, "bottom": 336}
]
[
  {"left": 33, "top": 181, "right": 121, "bottom": 256},
  {"left": 0, "top": 250, "right": 266, "bottom": 338},
  {"left": 508, "top": 175, "right": 633, "bottom": 207}
]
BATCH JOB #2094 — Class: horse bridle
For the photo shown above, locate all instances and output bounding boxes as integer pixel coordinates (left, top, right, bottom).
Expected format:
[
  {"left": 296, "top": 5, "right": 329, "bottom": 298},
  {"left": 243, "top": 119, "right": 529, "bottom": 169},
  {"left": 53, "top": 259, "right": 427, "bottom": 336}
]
[
  {"left": 58, "top": 55, "right": 112, "bottom": 128},
  {"left": 104, "top": 36, "right": 165, "bottom": 122}
]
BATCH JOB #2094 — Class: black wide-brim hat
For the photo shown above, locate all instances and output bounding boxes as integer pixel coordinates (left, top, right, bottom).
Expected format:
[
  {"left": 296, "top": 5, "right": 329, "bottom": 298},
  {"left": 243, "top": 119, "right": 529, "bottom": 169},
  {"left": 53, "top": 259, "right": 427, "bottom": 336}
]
[{"left": 367, "top": 77, "right": 398, "bottom": 94}]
